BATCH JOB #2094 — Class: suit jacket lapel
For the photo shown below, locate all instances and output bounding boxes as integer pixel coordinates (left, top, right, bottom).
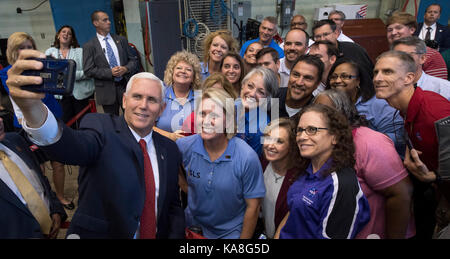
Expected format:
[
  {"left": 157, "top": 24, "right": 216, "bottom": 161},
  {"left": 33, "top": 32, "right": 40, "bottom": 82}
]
[
  {"left": 111, "top": 35, "right": 125, "bottom": 65},
  {"left": 0, "top": 139, "right": 40, "bottom": 217},
  {"left": 114, "top": 116, "right": 145, "bottom": 191},
  {"left": 152, "top": 132, "right": 167, "bottom": 221},
  {"left": 93, "top": 37, "right": 109, "bottom": 67}
]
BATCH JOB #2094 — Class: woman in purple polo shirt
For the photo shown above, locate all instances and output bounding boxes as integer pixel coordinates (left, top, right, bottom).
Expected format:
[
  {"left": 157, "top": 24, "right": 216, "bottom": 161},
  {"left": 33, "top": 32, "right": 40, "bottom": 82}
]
[{"left": 275, "top": 104, "right": 370, "bottom": 239}]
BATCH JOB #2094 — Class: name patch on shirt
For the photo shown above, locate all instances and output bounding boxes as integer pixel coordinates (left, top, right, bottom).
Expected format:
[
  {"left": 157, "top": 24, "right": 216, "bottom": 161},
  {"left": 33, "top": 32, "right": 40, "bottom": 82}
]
[{"left": 189, "top": 170, "right": 200, "bottom": 178}]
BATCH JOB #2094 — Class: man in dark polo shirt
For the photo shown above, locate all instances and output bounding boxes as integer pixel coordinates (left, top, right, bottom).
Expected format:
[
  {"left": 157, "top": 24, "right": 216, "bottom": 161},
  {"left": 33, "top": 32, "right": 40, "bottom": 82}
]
[
  {"left": 276, "top": 54, "right": 323, "bottom": 118},
  {"left": 373, "top": 50, "right": 450, "bottom": 239}
]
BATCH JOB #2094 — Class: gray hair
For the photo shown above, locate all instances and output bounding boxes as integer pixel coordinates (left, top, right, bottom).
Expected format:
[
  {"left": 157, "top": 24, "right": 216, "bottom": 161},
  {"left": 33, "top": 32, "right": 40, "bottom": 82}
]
[
  {"left": 314, "top": 89, "right": 368, "bottom": 127},
  {"left": 124, "top": 72, "right": 166, "bottom": 105},
  {"left": 329, "top": 10, "right": 346, "bottom": 20},
  {"left": 242, "top": 66, "right": 279, "bottom": 98},
  {"left": 376, "top": 50, "right": 417, "bottom": 74},
  {"left": 391, "top": 36, "right": 427, "bottom": 54},
  {"left": 314, "top": 89, "right": 355, "bottom": 119}
]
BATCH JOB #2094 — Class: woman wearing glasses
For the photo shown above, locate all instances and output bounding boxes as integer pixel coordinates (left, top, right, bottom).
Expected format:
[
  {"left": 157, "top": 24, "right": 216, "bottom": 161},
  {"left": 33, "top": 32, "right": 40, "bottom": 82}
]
[
  {"left": 327, "top": 58, "right": 406, "bottom": 157},
  {"left": 275, "top": 104, "right": 370, "bottom": 239},
  {"left": 314, "top": 89, "right": 415, "bottom": 239}
]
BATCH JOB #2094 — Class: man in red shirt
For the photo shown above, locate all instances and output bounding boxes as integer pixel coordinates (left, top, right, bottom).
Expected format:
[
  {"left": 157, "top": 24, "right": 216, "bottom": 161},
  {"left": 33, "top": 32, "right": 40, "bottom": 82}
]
[{"left": 374, "top": 50, "right": 450, "bottom": 238}]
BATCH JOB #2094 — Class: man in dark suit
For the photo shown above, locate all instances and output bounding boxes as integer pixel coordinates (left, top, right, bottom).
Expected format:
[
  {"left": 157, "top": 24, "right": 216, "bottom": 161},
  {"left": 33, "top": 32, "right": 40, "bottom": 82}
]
[
  {"left": 414, "top": 3, "right": 450, "bottom": 53},
  {"left": 6, "top": 51, "right": 184, "bottom": 238},
  {"left": 0, "top": 118, "right": 67, "bottom": 238},
  {"left": 83, "top": 10, "right": 138, "bottom": 115}
]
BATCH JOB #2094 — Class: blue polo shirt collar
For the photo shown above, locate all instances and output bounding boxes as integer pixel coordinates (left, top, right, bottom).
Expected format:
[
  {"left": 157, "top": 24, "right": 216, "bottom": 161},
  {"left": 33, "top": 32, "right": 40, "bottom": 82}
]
[
  {"left": 191, "top": 134, "right": 235, "bottom": 163},
  {"left": 305, "top": 158, "right": 334, "bottom": 179},
  {"left": 166, "top": 85, "right": 195, "bottom": 103}
]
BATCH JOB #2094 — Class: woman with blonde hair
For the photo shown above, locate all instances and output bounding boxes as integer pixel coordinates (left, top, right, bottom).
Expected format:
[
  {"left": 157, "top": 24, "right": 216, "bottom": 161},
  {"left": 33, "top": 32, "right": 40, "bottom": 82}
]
[
  {"left": 154, "top": 50, "right": 201, "bottom": 140},
  {"left": 176, "top": 87, "right": 265, "bottom": 239},
  {"left": 200, "top": 30, "right": 239, "bottom": 80},
  {"left": 181, "top": 72, "right": 238, "bottom": 135}
]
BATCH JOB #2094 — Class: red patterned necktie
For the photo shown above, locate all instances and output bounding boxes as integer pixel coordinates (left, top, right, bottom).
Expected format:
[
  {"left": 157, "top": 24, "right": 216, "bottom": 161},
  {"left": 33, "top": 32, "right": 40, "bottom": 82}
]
[{"left": 138, "top": 139, "right": 156, "bottom": 239}]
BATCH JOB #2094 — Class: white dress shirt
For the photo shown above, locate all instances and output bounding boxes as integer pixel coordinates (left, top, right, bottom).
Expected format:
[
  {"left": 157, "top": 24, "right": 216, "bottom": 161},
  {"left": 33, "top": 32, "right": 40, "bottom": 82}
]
[
  {"left": 418, "top": 23, "right": 437, "bottom": 41},
  {"left": 0, "top": 143, "right": 50, "bottom": 211},
  {"left": 96, "top": 33, "right": 121, "bottom": 67},
  {"left": 337, "top": 32, "right": 354, "bottom": 43},
  {"left": 278, "top": 58, "right": 291, "bottom": 88},
  {"left": 417, "top": 71, "right": 450, "bottom": 100}
]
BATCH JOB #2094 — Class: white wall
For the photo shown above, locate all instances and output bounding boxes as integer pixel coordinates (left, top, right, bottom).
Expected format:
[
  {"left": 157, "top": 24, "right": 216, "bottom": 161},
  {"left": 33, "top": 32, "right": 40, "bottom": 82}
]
[{"left": 0, "top": 0, "right": 55, "bottom": 52}]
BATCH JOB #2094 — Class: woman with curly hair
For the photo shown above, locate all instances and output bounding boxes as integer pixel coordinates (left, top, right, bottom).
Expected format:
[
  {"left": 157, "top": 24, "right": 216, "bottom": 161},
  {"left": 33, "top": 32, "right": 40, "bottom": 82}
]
[
  {"left": 201, "top": 30, "right": 239, "bottom": 80},
  {"left": 314, "top": 89, "right": 414, "bottom": 239},
  {"left": 275, "top": 104, "right": 370, "bottom": 239},
  {"left": 154, "top": 50, "right": 201, "bottom": 140}
]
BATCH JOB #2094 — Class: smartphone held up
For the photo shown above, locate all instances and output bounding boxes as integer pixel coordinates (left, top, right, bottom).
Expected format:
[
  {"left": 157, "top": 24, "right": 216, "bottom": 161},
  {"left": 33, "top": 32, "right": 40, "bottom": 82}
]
[{"left": 21, "top": 56, "right": 76, "bottom": 95}]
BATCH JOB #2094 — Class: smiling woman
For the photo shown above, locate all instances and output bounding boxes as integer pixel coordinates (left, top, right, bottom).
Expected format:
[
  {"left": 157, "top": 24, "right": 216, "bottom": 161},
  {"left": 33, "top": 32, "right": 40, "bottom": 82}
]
[
  {"left": 154, "top": 51, "right": 201, "bottom": 140},
  {"left": 201, "top": 30, "right": 239, "bottom": 80},
  {"left": 261, "top": 118, "right": 300, "bottom": 238},
  {"left": 176, "top": 87, "right": 265, "bottom": 239},
  {"left": 275, "top": 104, "right": 370, "bottom": 239}
]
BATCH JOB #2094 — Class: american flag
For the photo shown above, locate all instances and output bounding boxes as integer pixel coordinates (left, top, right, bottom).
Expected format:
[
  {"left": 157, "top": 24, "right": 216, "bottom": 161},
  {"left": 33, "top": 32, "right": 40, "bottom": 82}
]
[{"left": 356, "top": 4, "right": 368, "bottom": 18}]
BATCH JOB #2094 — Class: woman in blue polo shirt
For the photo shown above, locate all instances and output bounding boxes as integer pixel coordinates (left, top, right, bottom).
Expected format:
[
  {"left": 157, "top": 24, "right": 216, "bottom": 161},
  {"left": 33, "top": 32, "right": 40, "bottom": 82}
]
[
  {"left": 176, "top": 87, "right": 265, "bottom": 239},
  {"left": 154, "top": 51, "right": 201, "bottom": 141},
  {"left": 275, "top": 104, "right": 370, "bottom": 239}
]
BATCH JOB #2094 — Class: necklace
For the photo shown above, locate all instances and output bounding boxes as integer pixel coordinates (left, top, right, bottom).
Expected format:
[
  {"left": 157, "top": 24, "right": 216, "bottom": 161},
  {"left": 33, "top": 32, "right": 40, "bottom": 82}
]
[{"left": 272, "top": 170, "right": 284, "bottom": 183}]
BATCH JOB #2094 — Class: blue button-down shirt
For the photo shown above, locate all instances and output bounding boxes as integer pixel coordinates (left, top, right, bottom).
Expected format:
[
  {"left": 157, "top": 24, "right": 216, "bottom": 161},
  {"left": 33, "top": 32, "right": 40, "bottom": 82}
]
[{"left": 356, "top": 95, "right": 405, "bottom": 157}]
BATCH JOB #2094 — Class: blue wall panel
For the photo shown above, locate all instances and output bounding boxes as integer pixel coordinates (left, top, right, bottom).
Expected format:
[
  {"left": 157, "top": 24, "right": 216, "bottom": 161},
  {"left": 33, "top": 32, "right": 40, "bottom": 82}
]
[
  {"left": 49, "top": 0, "right": 115, "bottom": 46},
  {"left": 416, "top": 0, "right": 449, "bottom": 25}
]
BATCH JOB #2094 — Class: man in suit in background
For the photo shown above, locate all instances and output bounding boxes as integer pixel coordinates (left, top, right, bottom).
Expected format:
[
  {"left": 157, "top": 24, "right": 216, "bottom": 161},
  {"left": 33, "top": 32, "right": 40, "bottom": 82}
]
[
  {"left": 0, "top": 118, "right": 67, "bottom": 238},
  {"left": 414, "top": 3, "right": 450, "bottom": 53},
  {"left": 6, "top": 50, "right": 184, "bottom": 238},
  {"left": 83, "top": 10, "right": 138, "bottom": 116}
]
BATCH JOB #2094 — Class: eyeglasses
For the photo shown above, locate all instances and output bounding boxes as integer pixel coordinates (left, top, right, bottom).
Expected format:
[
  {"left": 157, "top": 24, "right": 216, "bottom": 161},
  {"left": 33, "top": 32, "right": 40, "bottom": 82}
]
[
  {"left": 296, "top": 126, "right": 328, "bottom": 136},
  {"left": 329, "top": 74, "right": 358, "bottom": 81},
  {"left": 313, "top": 31, "right": 333, "bottom": 40}
]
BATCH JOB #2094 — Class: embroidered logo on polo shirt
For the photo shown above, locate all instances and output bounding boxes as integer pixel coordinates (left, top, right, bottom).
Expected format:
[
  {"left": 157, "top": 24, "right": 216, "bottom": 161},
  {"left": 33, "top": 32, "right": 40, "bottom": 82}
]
[
  {"left": 302, "top": 187, "right": 319, "bottom": 206},
  {"left": 308, "top": 187, "right": 318, "bottom": 198},
  {"left": 189, "top": 170, "right": 200, "bottom": 178}
]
